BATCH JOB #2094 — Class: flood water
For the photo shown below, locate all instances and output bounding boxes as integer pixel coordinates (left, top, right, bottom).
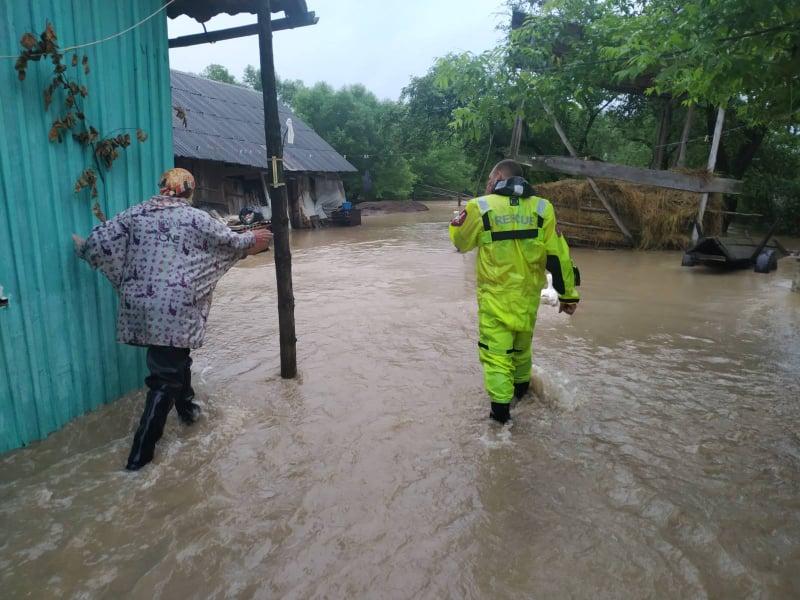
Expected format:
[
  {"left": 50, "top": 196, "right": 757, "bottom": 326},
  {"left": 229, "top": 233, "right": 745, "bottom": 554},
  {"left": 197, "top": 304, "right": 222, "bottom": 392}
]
[{"left": 2, "top": 202, "right": 799, "bottom": 599}]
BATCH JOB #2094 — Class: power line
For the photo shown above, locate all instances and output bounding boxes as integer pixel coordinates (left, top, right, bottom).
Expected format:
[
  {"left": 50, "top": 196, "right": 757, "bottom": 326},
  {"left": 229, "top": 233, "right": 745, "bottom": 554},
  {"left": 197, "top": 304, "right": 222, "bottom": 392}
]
[{"left": 0, "top": 0, "right": 176, "bottom": 60}]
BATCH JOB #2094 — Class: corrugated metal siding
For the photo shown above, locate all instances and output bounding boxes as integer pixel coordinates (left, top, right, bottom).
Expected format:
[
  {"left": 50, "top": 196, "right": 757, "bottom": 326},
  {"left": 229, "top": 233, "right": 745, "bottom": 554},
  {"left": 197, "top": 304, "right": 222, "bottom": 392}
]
[{"left": 0, "top": 0, "right": 173, "bottom": 452}]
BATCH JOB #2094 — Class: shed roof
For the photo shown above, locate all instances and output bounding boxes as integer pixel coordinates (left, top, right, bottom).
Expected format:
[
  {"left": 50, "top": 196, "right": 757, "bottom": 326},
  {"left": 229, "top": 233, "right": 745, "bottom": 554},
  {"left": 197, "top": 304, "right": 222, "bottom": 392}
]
[
  {"left": 168, "top": 0, "right": 310, "bottom": 23},
  {"left": 171, "top": 70, "right": 356, "bottom": 174}
]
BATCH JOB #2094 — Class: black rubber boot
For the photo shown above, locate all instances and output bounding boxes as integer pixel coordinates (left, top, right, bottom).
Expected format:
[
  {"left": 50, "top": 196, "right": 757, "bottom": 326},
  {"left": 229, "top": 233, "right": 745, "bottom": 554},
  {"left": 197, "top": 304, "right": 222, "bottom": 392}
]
[
  {"left": 174, "top": 387, "right": 201, "bottom": 425},
  {"left": 489, "top": 402, "right": 511, "bottom": 424},
  {"left": 126, "top": 389, "right": 175, "bottom": 471},
  {"left": 514, "top": 381, "right": 530, "bottom": 400}
]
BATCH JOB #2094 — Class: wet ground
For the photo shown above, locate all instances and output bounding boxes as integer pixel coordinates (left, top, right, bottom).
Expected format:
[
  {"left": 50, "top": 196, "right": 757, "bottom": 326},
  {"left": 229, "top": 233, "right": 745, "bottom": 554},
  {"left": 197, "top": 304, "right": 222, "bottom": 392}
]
[{"left": 2, "top": 203, "right": 799, "bottom": 599}]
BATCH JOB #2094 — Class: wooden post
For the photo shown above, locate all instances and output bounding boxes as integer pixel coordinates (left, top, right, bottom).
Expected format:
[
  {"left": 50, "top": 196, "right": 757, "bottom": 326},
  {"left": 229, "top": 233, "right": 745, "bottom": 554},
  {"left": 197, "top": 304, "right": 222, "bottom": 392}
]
[
  {"left": 257, "top": 0, "right": 297, "bottom": 378},
  {"left": 545, "top": 106, "right": 634, "bottom": 244},
  {"left": 676, "top": 104, "right": 694, "bottom": 168},
  {"left": 509, "top": 115, "right": 523, "bottom": 157},
  {"left": 692, "top": 106, "right": 725, "bottom": 243}
]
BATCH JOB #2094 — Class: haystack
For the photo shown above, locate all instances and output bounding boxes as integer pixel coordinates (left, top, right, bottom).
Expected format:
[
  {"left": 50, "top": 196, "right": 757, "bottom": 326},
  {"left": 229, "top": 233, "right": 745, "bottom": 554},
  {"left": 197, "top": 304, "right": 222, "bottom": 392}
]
[{"left": 534, "top": 179, "right": 723, "bottom": 250}]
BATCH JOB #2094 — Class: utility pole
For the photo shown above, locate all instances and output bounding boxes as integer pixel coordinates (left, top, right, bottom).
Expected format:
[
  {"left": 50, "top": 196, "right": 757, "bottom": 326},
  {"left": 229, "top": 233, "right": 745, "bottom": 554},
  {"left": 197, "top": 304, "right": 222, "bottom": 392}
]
[{"left": 257, "top": 0, "right": 297, "bottom": 378}]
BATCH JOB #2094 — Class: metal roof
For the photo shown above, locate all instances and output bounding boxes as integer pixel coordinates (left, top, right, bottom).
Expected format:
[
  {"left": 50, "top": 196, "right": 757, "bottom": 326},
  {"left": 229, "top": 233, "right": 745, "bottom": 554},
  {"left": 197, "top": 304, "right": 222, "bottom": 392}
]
[
  {"left": 168, "top": 0, "right": 310, "bottom": 23},
  {"left": 171, "top": 70, "right": 356, "bottom": 174}
]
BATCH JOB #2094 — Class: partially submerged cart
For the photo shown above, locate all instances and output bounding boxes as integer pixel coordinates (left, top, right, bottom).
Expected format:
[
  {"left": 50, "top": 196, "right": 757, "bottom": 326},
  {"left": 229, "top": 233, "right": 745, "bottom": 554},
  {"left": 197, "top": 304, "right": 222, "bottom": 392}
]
[{"left": 682, "top": 221, "right": 790, "bottom": 273}]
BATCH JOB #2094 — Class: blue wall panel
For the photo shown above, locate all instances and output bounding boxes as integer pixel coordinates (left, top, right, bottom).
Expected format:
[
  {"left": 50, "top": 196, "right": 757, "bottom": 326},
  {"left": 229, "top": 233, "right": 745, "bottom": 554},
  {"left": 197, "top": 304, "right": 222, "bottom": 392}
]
[{"left": 0, "top": 1, "right": 174, "bottom": 451}]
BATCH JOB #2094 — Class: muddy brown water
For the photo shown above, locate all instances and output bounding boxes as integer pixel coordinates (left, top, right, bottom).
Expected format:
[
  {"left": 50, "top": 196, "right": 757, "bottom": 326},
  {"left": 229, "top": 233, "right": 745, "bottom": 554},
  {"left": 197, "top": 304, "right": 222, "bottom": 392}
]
[{"left": 2, "top": 203, "right": 799, "bottom": 599}]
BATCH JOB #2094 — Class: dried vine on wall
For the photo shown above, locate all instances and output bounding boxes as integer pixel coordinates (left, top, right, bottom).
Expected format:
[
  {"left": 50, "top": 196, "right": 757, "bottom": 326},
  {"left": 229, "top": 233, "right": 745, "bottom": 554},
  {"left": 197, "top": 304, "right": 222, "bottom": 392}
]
[{"left": 16, "top": 23, "right": 147, "bottom": 222}]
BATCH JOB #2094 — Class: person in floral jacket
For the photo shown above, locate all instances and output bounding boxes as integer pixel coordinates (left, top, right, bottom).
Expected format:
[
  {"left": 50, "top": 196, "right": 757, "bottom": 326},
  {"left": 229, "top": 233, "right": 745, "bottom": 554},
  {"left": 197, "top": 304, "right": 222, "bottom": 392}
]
[{"left": 73, "top": 168, "right": 271, "bottom": 470}]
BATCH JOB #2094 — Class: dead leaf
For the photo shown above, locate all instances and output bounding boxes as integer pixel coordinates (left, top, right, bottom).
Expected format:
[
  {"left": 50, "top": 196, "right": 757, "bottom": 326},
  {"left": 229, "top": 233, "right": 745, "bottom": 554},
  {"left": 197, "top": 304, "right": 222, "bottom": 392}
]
[
  {"left": 43, "top": 23, "right": 57, "bottom": 43},
  {"left": 20, "top": 33, "right": 37, "bottom": 50}
]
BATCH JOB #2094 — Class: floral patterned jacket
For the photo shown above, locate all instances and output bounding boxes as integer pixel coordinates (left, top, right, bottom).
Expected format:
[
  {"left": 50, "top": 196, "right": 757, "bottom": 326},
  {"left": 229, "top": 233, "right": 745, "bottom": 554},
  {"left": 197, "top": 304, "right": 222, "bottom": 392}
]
[{"left": 77, "top": 195, "right": 255, "bottom": 349}]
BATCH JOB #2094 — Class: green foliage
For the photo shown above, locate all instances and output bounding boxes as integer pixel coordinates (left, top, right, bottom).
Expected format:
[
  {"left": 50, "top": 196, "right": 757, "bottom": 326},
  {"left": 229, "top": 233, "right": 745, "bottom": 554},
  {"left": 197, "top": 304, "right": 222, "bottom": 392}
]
[
  {"left": 285, "top": 82, "right": 415, "bottom": 198},
  {"left": 411, "top": 144, "right": 474, "bottom": 193},
  {"left": 276, "top": 78, "right": 305, "bottom": 108},
  {"left": 740, "top": 128, "right": 800, "bottom": 234},
  {"left": 201, "top": 64, "right": 238, "bottom": 85},
  {"left": 242, "top": 65, "right": 261, "bottom": 91}
]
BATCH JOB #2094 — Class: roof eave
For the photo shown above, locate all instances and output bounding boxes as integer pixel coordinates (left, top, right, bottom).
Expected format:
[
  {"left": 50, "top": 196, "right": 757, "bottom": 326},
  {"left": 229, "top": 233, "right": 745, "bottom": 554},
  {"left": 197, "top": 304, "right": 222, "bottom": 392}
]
[{"left": 167, "top": 0, "right": 310, "bottom": 23}]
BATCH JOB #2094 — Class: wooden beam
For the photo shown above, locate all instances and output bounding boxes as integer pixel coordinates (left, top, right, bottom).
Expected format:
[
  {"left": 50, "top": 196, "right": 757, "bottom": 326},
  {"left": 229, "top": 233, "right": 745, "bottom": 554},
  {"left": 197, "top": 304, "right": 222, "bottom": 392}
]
[
  {"left": 693, "top": 107, "right": 726, "bottom": 243},
  {"left": 169, "top": 13, "right": 318, "bottom": 48},
  {"left": 258, "top": 1, "right": 297, "bottom": 379},
  {"left": 543, "top": 108, "right": 634, "bottom": 243},
  {"left": 509, "top": 116, "right": 523, "bottom": 157},
  {"left": 517, "top": 155, "right": 742, "bottom": 194},
  {"left": 559, "top": 220, "right": 632, "bottom": 234}
]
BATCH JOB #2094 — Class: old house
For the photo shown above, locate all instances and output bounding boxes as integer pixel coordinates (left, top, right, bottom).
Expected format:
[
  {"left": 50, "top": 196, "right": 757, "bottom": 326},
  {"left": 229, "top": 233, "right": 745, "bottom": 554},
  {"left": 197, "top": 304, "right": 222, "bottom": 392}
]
[{"left": 171, "top": 70, "right": 356, "bottom": 227}]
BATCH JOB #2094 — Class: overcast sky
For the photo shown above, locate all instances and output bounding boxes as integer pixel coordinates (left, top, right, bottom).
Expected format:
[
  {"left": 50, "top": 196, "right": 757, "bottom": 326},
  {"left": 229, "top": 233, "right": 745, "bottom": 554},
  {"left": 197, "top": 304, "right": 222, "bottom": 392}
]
[{"left": 167, "top": 0, "right": 508, "bottom": 100}]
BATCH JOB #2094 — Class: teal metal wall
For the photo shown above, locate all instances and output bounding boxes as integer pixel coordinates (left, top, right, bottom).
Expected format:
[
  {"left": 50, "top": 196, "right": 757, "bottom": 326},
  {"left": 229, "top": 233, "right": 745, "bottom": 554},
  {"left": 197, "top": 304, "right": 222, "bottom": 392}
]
[{"left": 0, "top": 1, "right": 174, "bottom": 451}]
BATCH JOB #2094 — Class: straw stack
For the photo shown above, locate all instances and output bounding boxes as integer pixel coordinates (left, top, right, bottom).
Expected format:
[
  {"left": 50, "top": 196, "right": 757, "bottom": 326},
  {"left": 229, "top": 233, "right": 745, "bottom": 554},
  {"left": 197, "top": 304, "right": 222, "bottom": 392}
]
[{"left": 534, "top": 179, "right": 723, "bottom": 249}]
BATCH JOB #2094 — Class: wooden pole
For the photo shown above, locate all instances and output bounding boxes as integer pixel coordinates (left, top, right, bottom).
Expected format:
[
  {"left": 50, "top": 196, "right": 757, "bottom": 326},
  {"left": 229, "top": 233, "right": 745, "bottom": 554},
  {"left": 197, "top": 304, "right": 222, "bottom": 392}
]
[
  {"left": 545, "top": 106, "right": 634, "bottom": 244},
  {"left": 509, "top": 115, "right": 523, "bottom": 157},
  {"left": 257, "top": 0, "right": 297, "bottom": 378},
  {"left": 692, "top": 106, "right": 725, "bottom": 243},
  {"left": 676, "top": 104, "right": 694, "bottom": 168}
]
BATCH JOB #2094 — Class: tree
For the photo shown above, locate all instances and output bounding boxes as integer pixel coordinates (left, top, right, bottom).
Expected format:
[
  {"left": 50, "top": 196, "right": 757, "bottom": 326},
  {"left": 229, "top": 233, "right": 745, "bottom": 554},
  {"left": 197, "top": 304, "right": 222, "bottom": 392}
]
[
  {"left": 506, "top": 0, "right": 800, "bottom": 229},
  {"left": 509, "top": 0, "right": 800, "bottom": 173},
  {"left": 286, "top": 82, "right": 416, "bottom": 198},
  {"left": 242, "top": 66, "right": 303, "bottom": 108},
  {"left": 201, "top": 64, "right": 238, "bottom": 85},
  {"left": 242, "top": 64, "right": 261, "bottom": 91}
]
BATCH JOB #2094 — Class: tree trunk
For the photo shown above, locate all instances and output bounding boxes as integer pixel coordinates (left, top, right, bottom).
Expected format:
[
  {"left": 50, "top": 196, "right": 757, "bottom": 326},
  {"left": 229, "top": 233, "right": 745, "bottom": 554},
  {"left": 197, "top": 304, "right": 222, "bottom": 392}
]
[
  {"left": 651, "top": 99, "right": 673, "bottom": 170},
  {"left": 675, "top": 104, "right": 694, "bottom": 168},
  {"left": 577, "top": 99, "right": 612, "bottom": 154}
]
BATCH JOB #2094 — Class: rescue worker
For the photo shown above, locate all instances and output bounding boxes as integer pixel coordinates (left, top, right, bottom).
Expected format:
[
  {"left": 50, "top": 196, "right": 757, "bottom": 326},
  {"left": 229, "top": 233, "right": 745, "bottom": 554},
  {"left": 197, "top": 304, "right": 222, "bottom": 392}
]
[
  {"left": 449, "top": 160, "right": 579, "bottom": 423},
  {"left": 72, "top": 168, "right": 271, "bottom": 470}
]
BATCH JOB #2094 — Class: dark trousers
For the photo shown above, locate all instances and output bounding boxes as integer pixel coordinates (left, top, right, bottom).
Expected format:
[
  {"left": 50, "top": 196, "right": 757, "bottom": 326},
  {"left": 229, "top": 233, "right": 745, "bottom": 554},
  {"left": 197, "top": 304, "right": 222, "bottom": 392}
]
[
  {"left": 126, "top": 346, "right": 194, "bottom": 470},
  {"left": 145, "top": 346, "right": 192, "bottom": 397}
]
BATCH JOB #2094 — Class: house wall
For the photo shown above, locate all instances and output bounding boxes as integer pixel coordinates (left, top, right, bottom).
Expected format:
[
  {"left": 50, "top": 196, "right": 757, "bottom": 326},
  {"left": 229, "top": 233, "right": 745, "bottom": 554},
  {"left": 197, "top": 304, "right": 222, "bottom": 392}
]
[
  {"left": 0, "top": 1, "right": 173, "bottom": 452},
  {"left": 287, "top": 173, "right": 346, "bottom": 229},
  {"left": 175, "top": 158, "right": 268, "bottom": 217}
]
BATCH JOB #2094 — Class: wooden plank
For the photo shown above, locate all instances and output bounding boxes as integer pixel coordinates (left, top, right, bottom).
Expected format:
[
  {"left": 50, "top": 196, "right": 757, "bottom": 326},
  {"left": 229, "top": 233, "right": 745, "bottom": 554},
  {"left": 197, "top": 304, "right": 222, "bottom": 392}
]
[
  {"left": 517, "top": 154, "right": 742, "bottom": 194},
  {"left": 705, "top": 209, "right": 762, "bottom": 217},
  {"left": 544, "top": 109, "right": 634, "bottom": 244},
  {"left": 509, "top": 116, "right": 523, "bottom": 157},
  {"left": 559, "top": 220, "right": 633, "bottom": 233},
  {"left": 169, "top": 13, "right": 318, "bottom": 48},
  {"left": 693, "top": 107, "right": 726, "bottom": 243},
  {"left": 550, "top": 204, "right": 613, "bottom": 214}
]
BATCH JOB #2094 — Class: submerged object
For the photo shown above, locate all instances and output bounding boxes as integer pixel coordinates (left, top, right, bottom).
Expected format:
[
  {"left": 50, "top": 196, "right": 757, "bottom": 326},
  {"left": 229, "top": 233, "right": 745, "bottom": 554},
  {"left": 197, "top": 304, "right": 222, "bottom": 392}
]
[{"left": 682, "top": 221, "right": 789, "bottom": 273}]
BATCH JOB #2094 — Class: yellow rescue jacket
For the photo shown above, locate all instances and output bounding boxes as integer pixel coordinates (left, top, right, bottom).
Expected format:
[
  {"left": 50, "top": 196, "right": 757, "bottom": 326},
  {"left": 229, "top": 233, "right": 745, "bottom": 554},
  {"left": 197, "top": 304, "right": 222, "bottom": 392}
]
[{"left": 450, "top": 182, "right": 579, "bottom": 332}]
